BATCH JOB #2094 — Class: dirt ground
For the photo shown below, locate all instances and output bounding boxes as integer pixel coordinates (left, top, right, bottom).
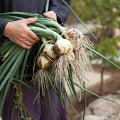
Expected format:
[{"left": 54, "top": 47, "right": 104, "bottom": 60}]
[{"left": 68, "top": 64, "right": 120, "bottom": 119}]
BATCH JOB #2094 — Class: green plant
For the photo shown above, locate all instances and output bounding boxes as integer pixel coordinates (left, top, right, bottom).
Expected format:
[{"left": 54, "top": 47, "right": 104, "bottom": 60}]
[
  {"left": 71, "top": 0, "right": 120, "bottom": 95},
  {"left": 0, "top": 1, "right": 120, "bottom": 120}
]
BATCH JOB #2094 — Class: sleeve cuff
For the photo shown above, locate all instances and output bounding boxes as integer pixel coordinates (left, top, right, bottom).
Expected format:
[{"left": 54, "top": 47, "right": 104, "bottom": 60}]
[
  {"left": 0, "top": 18, "right": 8, "bottom": 38},
  {"left": 0, "top": 18, "right": 8, "bottom": 46}
]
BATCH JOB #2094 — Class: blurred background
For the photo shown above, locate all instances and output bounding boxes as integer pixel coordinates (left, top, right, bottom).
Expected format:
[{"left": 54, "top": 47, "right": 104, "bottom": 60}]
[
  {"left": 0, "top": 1, "right": 120, "bottom": 120},
  {"left": 65, "top": 0, "right": 120, "bottom": 120}
]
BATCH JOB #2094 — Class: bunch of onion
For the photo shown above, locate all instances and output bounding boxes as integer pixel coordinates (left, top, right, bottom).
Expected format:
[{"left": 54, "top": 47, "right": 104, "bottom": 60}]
[
  {"left": 0, "top": 11, "right": 120, "bottom": 120},
  {"left": 0, "top": 12, "right": 92, "bottom": 118},
  {"left": 31, "top": 25, "right": 94, "bottom": 96}
]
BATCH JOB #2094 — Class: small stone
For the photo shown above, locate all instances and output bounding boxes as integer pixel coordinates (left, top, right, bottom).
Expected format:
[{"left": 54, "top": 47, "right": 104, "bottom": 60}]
[
  {"left": 87, "top": 95, "right": 120, "bottom": 116},
  {"left": 84, "top": 93, "right": 120, "bottom": 120}
]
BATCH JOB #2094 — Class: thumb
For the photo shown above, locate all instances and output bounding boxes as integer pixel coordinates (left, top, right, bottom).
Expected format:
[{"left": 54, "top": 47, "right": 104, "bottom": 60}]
[
  {"left": 43, "top": 12, "right": 57, "bottom": 20},
  {"left": 25, "top": 17, "right": 37, "bottom": 25},
  {"left": 43, "top": 12, "right": 50, "bottom": 18}
]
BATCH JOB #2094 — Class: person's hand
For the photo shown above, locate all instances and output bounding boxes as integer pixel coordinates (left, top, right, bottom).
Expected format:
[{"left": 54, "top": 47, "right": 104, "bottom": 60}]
[
  {"left": 43, "top": 11, "right": 57, "bottom": 20},
  {"left": 3, "top": 18, "right": 40, "bottom": 49}
]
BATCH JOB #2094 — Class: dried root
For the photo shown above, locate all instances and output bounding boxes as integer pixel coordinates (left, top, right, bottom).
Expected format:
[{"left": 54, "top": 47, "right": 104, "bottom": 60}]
[
  {"left": 33, "top": 69, "right": 52, "bottom": 96},
  {"left": 33, "top": 28, "right": 94, "bottom": 93}
]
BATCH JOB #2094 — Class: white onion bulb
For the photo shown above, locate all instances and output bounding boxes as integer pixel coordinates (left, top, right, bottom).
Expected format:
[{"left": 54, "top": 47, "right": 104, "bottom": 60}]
[
  {"left": 43, "top": 44, "right": 57, "bottom": 59},
  {"left": 37, "top": 56, "right": 51, "bottom": 69},
  {"left": 53, "top": 39, "right": 73, "bottom": 56}
]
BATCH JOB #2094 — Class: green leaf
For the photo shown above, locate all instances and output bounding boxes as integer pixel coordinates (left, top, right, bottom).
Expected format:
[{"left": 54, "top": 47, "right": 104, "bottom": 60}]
[
  {"left": 73, "top": 82, "right": 114, "bottom": 102},
  {"left": 45, "top": 0, "right": 50, "bottom": 12},
  {"left": 83, "top": 44, "right": 120, "bottom": 69},
  {"left": 62, "top": 0, "right": 98, "bottom": 42},
  {"left": 68, "top": 65, "right": 81, "bottom": 101},
  {"left": 0, "top": 47, "right": 21, "bottom": 81},
  {"left": 0, "top": 11, "right": 40, "bottom": 17},
  {"left": 0, "top": 49, "right": 25, "bottom": 91}
]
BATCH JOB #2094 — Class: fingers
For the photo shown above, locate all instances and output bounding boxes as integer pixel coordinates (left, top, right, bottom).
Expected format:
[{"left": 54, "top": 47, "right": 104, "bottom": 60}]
[
  {"left": 43, "top": 11, "right": 57, "bottom": 20},
  {"left": 3, "top": 17, "right": 40, "bottom": 49},
  {"left": 9, "top": 29, "right": 40, "bottom": 49},
  {"left": 11, "top": 38, "right": 32, "bottom": 49},
  {"left": 14, "top": 38, "right": 35, "bottom": 49},
  {"left": 18, "top": 34, "right": 39, "bottom": 49},
  {"left": 19, "top": 44, "right": 32, "bottom": 49},
  {"left": 21, "top": 18, "right": 40, "bottom": 49},
  {"left": 24, "top": 17, "right": 37, "bottom": 25},
  {"left": 24, "top": 18, "right": 40, "bottom": 42},
  {"left": 27, "top": 28, "right": 40, "bottom": 41}
]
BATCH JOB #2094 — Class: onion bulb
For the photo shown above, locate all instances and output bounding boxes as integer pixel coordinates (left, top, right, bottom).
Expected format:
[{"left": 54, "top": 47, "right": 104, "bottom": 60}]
[
  {"left": 37, "top": 55, "right": 51, "bottom": 69},
  {"left": 43, "top": 44, "right": 57, "bottom": 59},
  {"left": 53, "top": 39, "right": 73, "bottom": 56},
  {"left": 66, "top": 29, "right": 83, "bottom": 49}
]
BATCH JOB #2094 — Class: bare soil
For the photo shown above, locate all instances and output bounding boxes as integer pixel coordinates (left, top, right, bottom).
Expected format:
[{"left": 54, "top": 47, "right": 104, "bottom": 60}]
[{"left": 68, "top": 64, "right": 120, "bottom": 119}]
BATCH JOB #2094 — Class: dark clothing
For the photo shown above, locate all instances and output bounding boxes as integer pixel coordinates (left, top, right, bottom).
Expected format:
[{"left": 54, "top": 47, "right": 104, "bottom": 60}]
[
  {"left": 0, "top": 0, "right": 70, "bottom": 120},
  {"left": 0, "top": 0, "right": 70, "bottom": 41},
  {"left": 3, "top": 82, "right": 68, "bottom": 120}
]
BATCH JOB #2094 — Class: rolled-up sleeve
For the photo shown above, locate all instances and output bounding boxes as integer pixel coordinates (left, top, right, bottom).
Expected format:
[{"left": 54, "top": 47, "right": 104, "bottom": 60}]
[
  {"left": 0, "top": 18, "right": 8, "bottom": 45},
  {"left": 49, "top": 0, "right": 71, "bottom": 23}
]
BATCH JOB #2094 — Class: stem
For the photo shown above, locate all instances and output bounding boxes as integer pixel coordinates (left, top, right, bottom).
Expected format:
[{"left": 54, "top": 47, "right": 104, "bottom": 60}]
[
  {"left": 73, "top": 82, "right": 114, "bottom": 102},
  {"left": 2, "top": 44, "right": 16, "bottom": 61},
  {"left": 100, "top": 67, "right": 105, "bottom": 95},
  {"left": 61, "top": 0, "right": 98, "bottom": 42},
  {"left": 0, "top": 49, "right": 25, "bottom": 91},
  {"left": 83, "top": 44, "right": 120, "bottom": 69},
  {"left": 45, "top": 0, "right": 50, "bottom": 12},
  {"left": 41, "top": 37, "right": 47, "bottom": 44},
  {"left": 82, "top": 82, "right": 86, "bottom": 120},
  {"left": 29, "top": 26, "right": 62, "bottom": 40},
  {"left": 0, "top": 11, "right": 39, "bottom": 17}
]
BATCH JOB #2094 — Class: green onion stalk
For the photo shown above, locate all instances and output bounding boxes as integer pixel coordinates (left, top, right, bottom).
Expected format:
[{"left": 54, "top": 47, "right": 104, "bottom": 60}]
[{"left": 0, "top": 10, "right": 119, "bottom": 120}]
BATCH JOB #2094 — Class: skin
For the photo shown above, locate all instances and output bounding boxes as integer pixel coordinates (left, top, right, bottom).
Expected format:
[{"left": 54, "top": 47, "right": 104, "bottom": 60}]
[{"left": 3, "top": 11, "right": 57, "bottom": 49}]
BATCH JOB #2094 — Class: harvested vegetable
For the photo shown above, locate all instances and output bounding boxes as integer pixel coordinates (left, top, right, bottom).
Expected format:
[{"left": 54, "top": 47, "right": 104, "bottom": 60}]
[
  {"left": 53, "top": 38, "right": 73, "bottom": 56},
  {"left": 0, "top": 10, "right": 120, "bottom": 120},
  {"left": 37, "top": 55, "right": 51, "bottom": 69},
  {"left": 43, "top": 43, "right": 57, "bottom": 59}
]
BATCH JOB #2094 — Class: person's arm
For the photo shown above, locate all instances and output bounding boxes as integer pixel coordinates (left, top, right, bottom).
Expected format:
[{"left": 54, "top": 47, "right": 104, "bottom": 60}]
[
  {"left": 48, "top": 0, "right": 71, "bottom": 23},
  {"left": 3, "top": 18, "right": 40, "bottom": 49},
  {"left": 0, "top": 18, "right": 8, "bottom": 45}
]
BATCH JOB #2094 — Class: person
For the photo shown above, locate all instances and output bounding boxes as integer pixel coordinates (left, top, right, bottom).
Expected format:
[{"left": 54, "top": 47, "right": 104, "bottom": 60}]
[{"left": 0, "top": 0, "right": 71, "bottom": 120}]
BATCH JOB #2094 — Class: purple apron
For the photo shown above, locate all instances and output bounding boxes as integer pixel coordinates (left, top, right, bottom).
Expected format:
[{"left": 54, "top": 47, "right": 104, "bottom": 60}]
[{"left": 2, "top": 81, "right": 68, "bottom": 120}]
